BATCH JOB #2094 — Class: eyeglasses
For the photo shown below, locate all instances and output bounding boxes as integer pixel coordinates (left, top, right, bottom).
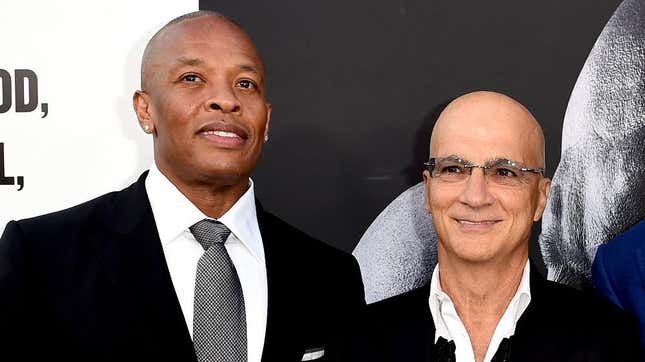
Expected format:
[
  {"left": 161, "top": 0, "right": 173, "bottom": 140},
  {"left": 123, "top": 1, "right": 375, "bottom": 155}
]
[{"left": 424, "top": 155, "right": 545, "bottom": 187}]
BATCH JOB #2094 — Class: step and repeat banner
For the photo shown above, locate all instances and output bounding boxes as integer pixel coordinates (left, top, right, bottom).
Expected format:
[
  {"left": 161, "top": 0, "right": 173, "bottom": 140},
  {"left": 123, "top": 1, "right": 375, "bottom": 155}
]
[
  {"left": 0, "top": 0, "right": 197, "bottom": 230},
  {"left": 2, "top": 0, "right": 644, "bottom": 302}
]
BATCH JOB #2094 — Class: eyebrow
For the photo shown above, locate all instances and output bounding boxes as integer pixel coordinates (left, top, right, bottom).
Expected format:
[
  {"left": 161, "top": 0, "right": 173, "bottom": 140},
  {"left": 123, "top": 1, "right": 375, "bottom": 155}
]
[
  {"left": 445, "top": 154, "right": 522, "bottom": 164},
  {"left": 237, "top": 63, "right": 262, "bottom": 76},
  {"left": 174, "top": 56, "right": 206, "bottom": 67}
]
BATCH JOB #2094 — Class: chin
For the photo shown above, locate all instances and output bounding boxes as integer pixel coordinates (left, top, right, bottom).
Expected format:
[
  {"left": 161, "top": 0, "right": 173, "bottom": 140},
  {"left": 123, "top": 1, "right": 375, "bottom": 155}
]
[
  {"left": 441, "top": 240, "right": 498, "bottom": 264},
  {"left": 457, "top": 251, "right": 499, "bottom": 264},
  {"left": 190, "top": 161, "right": 246, "bottom": 186}
]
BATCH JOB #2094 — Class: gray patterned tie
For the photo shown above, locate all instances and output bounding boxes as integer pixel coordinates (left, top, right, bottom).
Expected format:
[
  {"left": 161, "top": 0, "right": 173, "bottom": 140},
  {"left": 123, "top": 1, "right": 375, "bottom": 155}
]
[{"left": 190, "top": 219, "right": 247, "bottom": 362}]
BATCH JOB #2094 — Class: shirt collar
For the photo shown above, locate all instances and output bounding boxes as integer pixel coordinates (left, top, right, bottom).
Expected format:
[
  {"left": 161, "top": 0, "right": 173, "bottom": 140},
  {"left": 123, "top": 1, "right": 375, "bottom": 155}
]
[
  {"left": 218, "top": 176, "right": 264, "bottom": 263},
  {"left": 428, "top": 263, "right": 453, "bottom": 341},
  {"left": 428, "top": 259, "right": 532, "bottom": 341},
  {"left": 508, "top": 259, "right": 532, "bottom": 326},
  {"left": 145, "top": 162, "right": 265, "bottom": 263}
]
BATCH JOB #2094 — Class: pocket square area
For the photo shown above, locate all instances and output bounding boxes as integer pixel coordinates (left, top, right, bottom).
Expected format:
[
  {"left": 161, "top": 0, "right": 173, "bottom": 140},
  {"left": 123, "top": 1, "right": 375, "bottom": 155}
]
[{"left": 301, "top": 347, "right": 325, "bottom": 361}]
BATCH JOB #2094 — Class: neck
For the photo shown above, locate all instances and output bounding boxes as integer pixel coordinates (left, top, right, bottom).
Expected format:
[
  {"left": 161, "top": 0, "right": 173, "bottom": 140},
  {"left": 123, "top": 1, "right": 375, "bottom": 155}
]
[
  {"left": 437, "top": 248, "right": 528, "bottom": 362},
  {"left": 156, "top": 164, "right": 249, "bottom": 219},
  {"left": 438, "top": 253, "right": 527, "bottom": 302}
]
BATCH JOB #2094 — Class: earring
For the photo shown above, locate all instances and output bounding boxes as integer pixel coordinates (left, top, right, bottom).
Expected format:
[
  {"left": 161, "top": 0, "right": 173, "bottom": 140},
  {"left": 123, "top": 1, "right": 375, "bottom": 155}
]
[
  {"left": 143, "top": 124, "right": 151, "bottom": 133},
  {"left": 264, "top": 134, "right": 269, "bottom": 143}
]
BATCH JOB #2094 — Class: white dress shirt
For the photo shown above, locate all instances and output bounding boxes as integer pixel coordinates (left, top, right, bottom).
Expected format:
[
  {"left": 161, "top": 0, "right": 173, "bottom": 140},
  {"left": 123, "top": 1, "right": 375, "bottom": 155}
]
[
  {"left": 428, "top": 260, "right": 531, "bottom": 362},
  {"left": 145, "top": 163, "right": 268, "bottom": 362}
]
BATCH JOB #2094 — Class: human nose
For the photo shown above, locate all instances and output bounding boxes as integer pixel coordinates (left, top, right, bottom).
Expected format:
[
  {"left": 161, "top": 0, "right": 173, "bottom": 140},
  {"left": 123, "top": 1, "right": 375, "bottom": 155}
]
[
  {"left": 458, "top": 167, "right": 494, "bottom": 207},
  {"left": 204, "top": 80, "right": 241, "bottom": 113}
]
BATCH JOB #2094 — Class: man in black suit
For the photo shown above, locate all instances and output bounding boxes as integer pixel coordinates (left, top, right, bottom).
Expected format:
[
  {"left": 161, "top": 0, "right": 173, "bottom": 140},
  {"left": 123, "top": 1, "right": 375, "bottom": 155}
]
[
  {"left": 0, "top": 11, "right": 364, "bottom": 362},
  {"left": 352, "top": 91, "right": 641, "bottom": 361}
]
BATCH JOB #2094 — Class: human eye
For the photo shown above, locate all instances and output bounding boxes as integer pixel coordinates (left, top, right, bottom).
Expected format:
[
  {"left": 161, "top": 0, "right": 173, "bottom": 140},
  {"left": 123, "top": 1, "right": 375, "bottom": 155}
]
[
  {"left": 235, "top": 79, "right": 257, "bottom": 90},
  {"left": 493, "top": 167, "right": 519, "bottom": 178},
  {"left": 435, "top": 160, "right": 467, "bottom": 182},
  {"left": 487, "top": 163, "right": 525, "bottom": 186},
  {"left": 441, "top": 165, "right": 464, "bottom": 174},
  {"left": 181, "top": 73, "right": 202, "bottom": 83}
]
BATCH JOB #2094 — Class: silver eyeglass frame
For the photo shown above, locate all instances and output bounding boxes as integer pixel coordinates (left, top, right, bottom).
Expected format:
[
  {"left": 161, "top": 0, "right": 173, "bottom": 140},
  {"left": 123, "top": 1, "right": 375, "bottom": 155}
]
[{"left": 424, "top": 155, "right": 545, "bottom": 178}]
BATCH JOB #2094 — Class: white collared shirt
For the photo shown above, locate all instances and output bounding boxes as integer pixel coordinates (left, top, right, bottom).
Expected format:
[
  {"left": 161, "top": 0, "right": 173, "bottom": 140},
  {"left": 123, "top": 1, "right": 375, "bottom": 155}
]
[
  {"left": 145, "top": 163, "right": 268, "bottom": 362},
  {"left": 428, "top": 260, "right": 531, "bottom": 362}
]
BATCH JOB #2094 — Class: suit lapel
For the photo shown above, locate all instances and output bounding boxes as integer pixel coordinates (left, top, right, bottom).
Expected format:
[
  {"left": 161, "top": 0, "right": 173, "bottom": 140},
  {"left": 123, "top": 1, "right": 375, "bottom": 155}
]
[
  {"left": 256, "top": 201, "right": 304, "bottom": 361},
  {"left": 408, "top": 284, "right": 437, "bottom": 361},
  {"left": 366, "top": 284, "right": 436, "bottom": 361},
  {"left": 508, "top": 263, "right": 558, "bottom": 361},
  {"left": 90, "top": 172, "right": 196, "bottom": 360}
]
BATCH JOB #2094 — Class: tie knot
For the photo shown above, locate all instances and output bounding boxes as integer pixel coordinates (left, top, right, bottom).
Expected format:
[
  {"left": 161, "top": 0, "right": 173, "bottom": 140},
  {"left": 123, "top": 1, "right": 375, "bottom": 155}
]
[{"left": 190, "top": 219, "right": 231, "bottom": 251}]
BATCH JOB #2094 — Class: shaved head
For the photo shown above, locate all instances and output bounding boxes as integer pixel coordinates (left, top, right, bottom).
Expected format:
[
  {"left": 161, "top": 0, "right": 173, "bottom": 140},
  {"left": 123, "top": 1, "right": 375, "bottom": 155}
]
[
  {"left": 430, "top": 91, "right": 546, "bottom": 168},
  {"left": 140, "top": 11, "right": 262, "bottom": 92}
]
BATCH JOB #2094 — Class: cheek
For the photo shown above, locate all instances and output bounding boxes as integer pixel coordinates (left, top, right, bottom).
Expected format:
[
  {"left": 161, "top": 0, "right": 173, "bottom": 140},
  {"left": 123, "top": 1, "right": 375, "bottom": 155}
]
[
  {"left": 157, "top": 101, "right": 200, "bottom": 134},
  {"left": 241, "top": 98, "right": 268, "bottom": 126},
  {"left": 428, "top": 191, "right": 452, "bottom": 217},
  {"left": 501, "top": 192, "right": 538, "bottom": 224}
]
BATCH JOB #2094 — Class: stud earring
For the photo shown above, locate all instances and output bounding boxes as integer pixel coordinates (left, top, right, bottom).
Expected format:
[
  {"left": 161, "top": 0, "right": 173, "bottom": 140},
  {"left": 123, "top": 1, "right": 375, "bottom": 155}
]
[
  {"left": 143, "top": 124, "right": 151, "bottom": 133},
  {"left": 264, "top": 134, "right": 269, "bottom": 142}
]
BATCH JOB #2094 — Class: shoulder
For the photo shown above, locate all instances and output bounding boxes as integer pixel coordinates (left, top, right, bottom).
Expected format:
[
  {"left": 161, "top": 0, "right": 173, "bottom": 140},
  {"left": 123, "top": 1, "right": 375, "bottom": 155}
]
[
  {"left": 369, "top": 284, "right": 430, "bottom": 312},
  {"left": 547, "top": 278, "right": 625, "bottom": 312},
  {"left": 506, "top": 274, "right": 643, "bottom": 360},
  {"left": 2, "top": 175, "right": 144, "bottom": 244},
  {"left": 596, "top": 219, "right": 645, "bottom": 263},
  {"left": 259, "top": 208, "right": 357, "bottom": 267},
  {"left": 365, "top": 284, "right": 431, "bottom": 326},
  {"left": 536, "top": 278, "right": 634, "bottom": 326},
  {"left": 352, "top": 284, "right": 433, "bottom": 361},
  {"left": 256, "top": 208, "right": 366, "bottom": 323},
  {"left": 258, "top": 207, "right": 363, "bottom": 293},
  {"left": 4, "top": 191, "right": 118, "bottom": 241},
  {"left": 1, "top": 190, "right": 130, "bottom": 276},
  {"left": 526, "top": 278, "right": 642, "bottom": 357}
]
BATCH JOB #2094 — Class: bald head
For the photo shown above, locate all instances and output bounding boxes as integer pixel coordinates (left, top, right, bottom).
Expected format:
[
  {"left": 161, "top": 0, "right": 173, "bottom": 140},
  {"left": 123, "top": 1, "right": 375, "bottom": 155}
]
[
  {"left": 140, "top": 11, "right": 262, "bottom": 92},
  {"left": 430, "top": 91, "right": 546, "bottom": 168}
]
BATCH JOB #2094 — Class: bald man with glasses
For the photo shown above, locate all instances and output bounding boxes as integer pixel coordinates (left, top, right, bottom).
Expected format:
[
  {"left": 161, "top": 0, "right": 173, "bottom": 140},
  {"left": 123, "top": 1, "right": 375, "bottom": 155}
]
[{"left": 352, "top": 91, "right": 641, "bottom": 362}]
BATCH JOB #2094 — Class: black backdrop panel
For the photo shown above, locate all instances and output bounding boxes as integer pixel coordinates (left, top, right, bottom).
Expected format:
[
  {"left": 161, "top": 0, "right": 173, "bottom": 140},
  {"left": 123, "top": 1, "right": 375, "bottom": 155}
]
[{"left": 199, "top": 0, "right": 621, "bottom": 273}]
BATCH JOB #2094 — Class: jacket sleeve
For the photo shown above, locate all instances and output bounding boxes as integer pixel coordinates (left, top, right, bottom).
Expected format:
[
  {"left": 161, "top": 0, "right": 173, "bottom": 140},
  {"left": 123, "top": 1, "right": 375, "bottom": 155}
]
[
  {"left": 592, "top": 244, "right": 624, "bottom": 308},
  {"left": 333, "top": 254, "right": 366, "bottom": 362},
  {"left": 0, "top": 221, "right": 29, "bottom": 360}
]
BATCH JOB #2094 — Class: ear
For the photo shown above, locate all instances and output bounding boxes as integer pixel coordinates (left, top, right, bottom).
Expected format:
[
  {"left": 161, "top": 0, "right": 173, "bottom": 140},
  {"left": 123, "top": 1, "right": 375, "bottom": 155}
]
[
  {"left": 533, "top": 177, "right": 551, "bottom": 222},
  {"left": 133, "top": 90, "right": 155, "bottom": 133},
  {"left": 264, "top": 102, "right": 272, "bottom": 140},
  {"left": 423, "top": 170, "right": 432, "bottom": 214}
]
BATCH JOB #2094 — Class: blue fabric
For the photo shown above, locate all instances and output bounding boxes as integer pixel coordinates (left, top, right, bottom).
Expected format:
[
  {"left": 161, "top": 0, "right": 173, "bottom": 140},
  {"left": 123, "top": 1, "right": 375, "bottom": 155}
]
[{"left": 592, "top": 218, "right": 645, "bottom": 349}]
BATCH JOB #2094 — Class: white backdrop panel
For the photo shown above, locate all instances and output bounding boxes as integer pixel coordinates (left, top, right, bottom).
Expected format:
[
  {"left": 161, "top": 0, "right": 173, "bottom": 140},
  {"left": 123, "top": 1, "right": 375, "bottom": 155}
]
[{"left": 0, "top": 0, "right": 198, "bottom": 233}]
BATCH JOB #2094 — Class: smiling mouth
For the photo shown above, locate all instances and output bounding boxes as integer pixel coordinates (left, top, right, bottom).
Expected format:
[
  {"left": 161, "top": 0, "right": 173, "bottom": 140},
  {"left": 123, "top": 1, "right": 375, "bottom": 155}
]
[
  {"left": 197, "top": 121, "right": 249, "bottom": 146},
  {"left": 454, "top": 218, "right": 502, "bottom": 230},
  {"left": 202, "top": 130, "right": 242, "bottom": 138},
  {"left": 455, "top": 219, "right": 501, "bottom": 225}
]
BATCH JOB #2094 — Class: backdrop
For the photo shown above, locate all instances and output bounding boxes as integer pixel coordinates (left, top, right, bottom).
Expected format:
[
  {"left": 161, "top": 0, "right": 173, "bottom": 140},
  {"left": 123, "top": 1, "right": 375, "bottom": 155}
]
[
  {"left": 2, "top": 0, "right": 642, "bottom": 303},
  {"left": 0, "top": 0, "right": 197, "bottom": 228},
  {"left": 203, "top": 0, "right": 643, "bottom": 302}
]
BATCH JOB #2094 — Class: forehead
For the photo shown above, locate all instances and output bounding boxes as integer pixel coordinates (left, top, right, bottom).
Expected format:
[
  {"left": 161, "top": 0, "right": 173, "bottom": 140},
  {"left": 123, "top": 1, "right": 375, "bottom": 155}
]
[
  {"left": 150, "top": 16, "right": 264, "bottom": 74},
  {"left": 431, "top": 98, "right": 542, "bottom": 164}
]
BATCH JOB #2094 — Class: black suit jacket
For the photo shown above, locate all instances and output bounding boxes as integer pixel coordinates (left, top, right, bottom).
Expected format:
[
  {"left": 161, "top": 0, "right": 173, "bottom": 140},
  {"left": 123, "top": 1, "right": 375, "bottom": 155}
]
[
  {"left": 352, "top": 264, "right": 642, "bottom": 361},
  {"left": 0, "top": 172, "right": 365, "bottom": 362}
]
